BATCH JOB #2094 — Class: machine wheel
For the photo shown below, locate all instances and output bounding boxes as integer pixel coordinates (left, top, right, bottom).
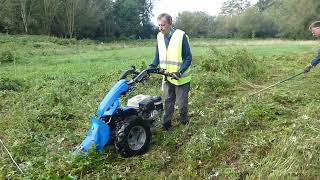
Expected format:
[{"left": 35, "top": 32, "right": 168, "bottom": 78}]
[{"left": 115, "top": 115, "right": 151, "bottom": 157}]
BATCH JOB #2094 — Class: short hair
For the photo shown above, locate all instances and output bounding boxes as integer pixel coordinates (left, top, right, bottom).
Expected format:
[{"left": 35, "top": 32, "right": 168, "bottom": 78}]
[
  {"left": 309, "top": 21, "right": 320, "bottom": 30},
  {"left": 157, "top": 13, "right": 172, "bottom": 25}
]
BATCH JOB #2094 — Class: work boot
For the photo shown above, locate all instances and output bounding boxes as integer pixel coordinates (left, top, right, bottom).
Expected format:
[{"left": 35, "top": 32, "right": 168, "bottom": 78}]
[
  {"left": 180, "top": 114, "right": 189, "bottom": 126},
  {"left": 161, "top": 122, "right": 172, "bottom": 131}
]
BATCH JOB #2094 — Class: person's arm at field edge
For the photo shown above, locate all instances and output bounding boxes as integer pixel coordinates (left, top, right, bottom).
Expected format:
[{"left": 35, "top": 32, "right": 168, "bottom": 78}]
[
  {"left": 310, "top": 52, "right": 320, "bottom": 66},
  {"left": 305, "top": 52, "right": 320, "bottom": 73}
]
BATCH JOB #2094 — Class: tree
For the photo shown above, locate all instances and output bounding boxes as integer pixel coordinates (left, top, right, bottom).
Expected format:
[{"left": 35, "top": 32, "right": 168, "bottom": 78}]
[
  {"left": 0, "top": 0, "right": 7, "bottom": 10},
  {"left": 41, "top": 0, "right": 59, "bottom": 35},
  {"left": 0, "top": 0, "right": 155, "bottom": 39},
  {"left": 220, "top": 0, "right": 251, "bottom": 16},
  {"left": 16, "top": 0, "right": 35, "bottom": 33},
  {"left": 0, "top": 0, "right": 9, "bottom": 32},
  {"left": 104, "top": 0, "right": 115, "bottom": 38},
  {"left": 238, "top": 6, "right": 278, "bottom": 38},
  {"left": 265, "top": 0, "right": 320, "bottom": 39},
  {"left": 112, "top": 0, "right": 154, "bottom": 39},
  {"left": 137, "top": 0, "right": 154, "bottom": 38},
  {"left": 0, "top": 0, "right": 37, "bottom": 34},
  {"left": 65, "top": 0, "right": 76, "bottom": 38},
  {"left": 74, "top": 0, "right": 106, "bottom": 39},
  {"left": 175, "top": 11, "right": 212, "bottom": 37},
  {"left": 256, "top": 0, "right": 274, "bottom": 12},
  {"left": 113, "top": 0, "right": 141, "bottom": 38},
  {"left": 212, "top": 15, "right": 239, "bottom": 38}
]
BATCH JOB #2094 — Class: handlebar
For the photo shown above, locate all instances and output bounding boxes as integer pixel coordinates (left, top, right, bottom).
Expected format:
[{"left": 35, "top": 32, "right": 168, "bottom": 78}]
[
  {"left": 146, "top": 67, "right": 173, "bottom": 76},
  {"left": 127, "top": 67, "right": 173, "bottom": 86},
  {"left": 119, "top": 66, "right": 139, "bottom": 80}
]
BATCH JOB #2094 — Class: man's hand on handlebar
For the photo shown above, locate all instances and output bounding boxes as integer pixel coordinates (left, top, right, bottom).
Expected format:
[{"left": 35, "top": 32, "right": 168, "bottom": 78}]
[
  {"left": 146, "top": 68, "right": 177, "bottom": 79},
  {"left": 171, "top": 72, "right": 181, "bottom": 80}
]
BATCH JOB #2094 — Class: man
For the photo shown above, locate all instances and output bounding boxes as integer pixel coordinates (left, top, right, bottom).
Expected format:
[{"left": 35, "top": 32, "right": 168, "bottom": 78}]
[
  {"left": 149, "top": 13, "right": 192, "bottom": 131},
  {"left": 304, "top": 21, "right": 320, "bottom": 73}
]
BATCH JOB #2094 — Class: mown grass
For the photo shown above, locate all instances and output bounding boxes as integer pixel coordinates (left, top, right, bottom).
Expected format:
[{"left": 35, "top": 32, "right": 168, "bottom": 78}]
[{"left": 1, "top": 34, "right": 320, "bottom": 179}]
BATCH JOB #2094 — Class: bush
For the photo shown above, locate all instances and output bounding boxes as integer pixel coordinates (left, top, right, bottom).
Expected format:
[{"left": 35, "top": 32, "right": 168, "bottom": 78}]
[
  {"left": 0, "top": 78, "right": 22, "bottom": 91},
  {"left": 50, "top": 37, "right": 77, "bottom": 46},
  {"left": 0, "top": 50, "right": 14, "bottom": 64}
]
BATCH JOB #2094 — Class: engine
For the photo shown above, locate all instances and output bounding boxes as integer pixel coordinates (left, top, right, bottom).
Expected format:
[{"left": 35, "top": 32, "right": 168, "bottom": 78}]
[{"left": 127, "top": 94, "right": 163, "bottom": 120}]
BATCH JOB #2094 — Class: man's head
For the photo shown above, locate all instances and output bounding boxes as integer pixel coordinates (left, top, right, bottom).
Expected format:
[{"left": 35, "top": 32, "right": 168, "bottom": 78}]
[
  {"left": 157, "top": 13, "right": 172, "bottom": 35},
  {"left": 309, "top": 21, "right": 320, "bottom": 37}
]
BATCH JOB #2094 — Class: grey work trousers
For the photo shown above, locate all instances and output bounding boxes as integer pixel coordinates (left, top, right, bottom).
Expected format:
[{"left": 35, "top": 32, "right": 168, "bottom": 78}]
[{"left": 161, "top": 81, "right": 190, "bottom": 125}]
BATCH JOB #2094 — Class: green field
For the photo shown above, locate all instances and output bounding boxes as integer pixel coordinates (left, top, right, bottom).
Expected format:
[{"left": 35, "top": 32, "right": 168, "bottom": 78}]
[{"left": 1, "top": 35, "right": 320, "bottom": 179}]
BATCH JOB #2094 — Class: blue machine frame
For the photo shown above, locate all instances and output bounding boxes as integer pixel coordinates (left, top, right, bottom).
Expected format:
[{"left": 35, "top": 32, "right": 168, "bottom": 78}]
[
  {"left": 79, "top": 79, "right": 133, "bottom": 152},
  {"left": 77, "top": 68, "right": 170, "bottom": 153}
]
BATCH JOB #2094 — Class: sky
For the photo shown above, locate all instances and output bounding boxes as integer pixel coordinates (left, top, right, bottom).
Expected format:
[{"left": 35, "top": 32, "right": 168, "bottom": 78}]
[{"left": 152, "top": 0, "right": 258, "bottom": 25}]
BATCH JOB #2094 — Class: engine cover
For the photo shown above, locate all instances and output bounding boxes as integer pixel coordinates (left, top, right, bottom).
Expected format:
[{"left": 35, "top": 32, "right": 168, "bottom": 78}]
[{"left": 127, "top": 94, "right": 151, "bottom": 108}]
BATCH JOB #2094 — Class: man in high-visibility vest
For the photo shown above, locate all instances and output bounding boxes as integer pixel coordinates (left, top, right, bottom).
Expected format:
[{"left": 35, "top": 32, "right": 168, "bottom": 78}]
[{"left": 149, "top": 13, "right": 192, "bottom": 131}]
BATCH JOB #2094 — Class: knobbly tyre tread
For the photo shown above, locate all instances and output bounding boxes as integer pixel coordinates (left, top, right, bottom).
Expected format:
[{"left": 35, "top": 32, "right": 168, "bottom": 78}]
[{"left": 115, "top": 115, "right": 151, "bottom": 157}]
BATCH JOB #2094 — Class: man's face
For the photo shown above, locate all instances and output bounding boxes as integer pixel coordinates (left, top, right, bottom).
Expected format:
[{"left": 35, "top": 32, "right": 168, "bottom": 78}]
[
  {"left": 158, "top": 17, "right": 171, "bottom": 35},
  {"left": 311, "top": 27, "right": 320, "bottom": 37}
]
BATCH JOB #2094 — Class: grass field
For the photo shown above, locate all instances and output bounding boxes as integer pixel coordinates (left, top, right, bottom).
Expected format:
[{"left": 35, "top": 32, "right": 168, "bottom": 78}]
[{"left": 1, "top": 35, "right": 320, "bottom": 179}]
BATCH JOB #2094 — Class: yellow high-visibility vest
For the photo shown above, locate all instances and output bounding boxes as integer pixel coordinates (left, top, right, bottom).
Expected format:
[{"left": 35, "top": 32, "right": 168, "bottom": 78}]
[{"left": 157, "top": 29, "right": 191, "bottom": 85}]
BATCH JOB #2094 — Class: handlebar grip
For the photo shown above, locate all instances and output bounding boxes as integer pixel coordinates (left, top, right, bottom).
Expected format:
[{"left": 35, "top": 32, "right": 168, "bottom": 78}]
[{"left": 119, "top": 66, "right": 139, "bottom": 80}]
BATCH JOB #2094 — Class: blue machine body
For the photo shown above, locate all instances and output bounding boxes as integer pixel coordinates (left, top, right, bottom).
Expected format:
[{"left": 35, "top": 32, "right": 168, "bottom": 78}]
[
  {"left": 96, "top": 79, "right": 129, "bottom": 118},
  {"left": 79, "top": 79, "right": 134, "bottom": 153},
  {"left": 80, "top": 117, "right": 110, "bottom": 152}
]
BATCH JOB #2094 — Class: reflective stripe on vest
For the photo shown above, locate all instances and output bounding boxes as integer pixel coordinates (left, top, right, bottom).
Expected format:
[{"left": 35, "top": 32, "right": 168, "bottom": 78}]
[{"left": 157, "top": 29, "right": 191, "bottom": 85}]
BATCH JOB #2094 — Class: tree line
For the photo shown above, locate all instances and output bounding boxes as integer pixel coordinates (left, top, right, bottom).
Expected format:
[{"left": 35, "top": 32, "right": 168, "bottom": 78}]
[
  {"left": 0, "top": 0, "right": 155, "bottom": 40},
  {"left": 175, "top": 0, "right": 320, "bottom": 39},
  {"left": 0, "top": 0, "right": 319, "bottom": 40}
]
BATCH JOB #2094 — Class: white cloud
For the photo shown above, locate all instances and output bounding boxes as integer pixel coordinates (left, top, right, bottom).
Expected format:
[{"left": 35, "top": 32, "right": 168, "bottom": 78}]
[{"left": 152, "top": 0, "right": 257, "bottom": 25}]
